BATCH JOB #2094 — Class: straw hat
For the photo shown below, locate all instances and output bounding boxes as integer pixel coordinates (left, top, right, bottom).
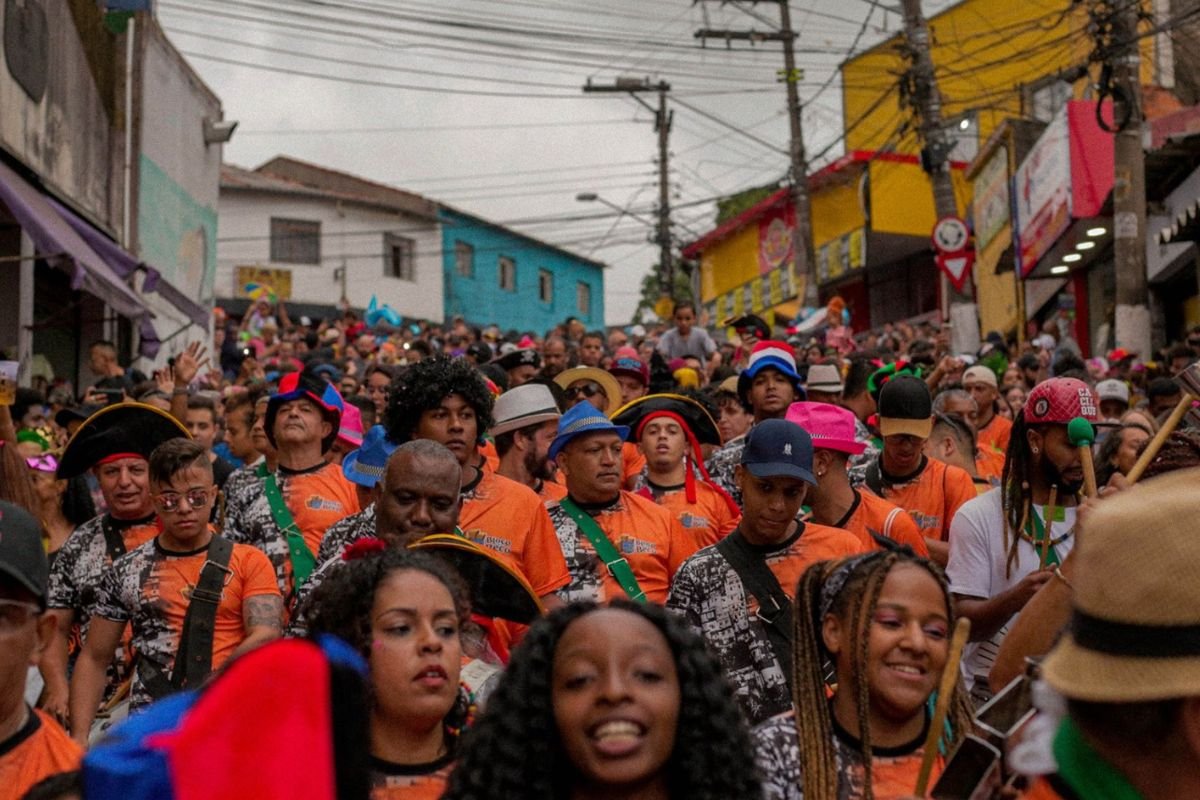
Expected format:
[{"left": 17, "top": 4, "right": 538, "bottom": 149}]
[
  {"left": 554, "top": 367, "right": 622, "bottom": 418},
  {"left": 1042, "top": 467, "right": 1200, "bottom": 702}
]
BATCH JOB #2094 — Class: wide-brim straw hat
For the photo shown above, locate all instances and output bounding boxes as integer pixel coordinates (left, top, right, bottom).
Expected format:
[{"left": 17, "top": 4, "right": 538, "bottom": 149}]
[
  {"left": 554, "top": 367, "right": 622, "bottom": 418},
  {"left": 1042, "top": 467, "right": 1200, "bottom": 702}
]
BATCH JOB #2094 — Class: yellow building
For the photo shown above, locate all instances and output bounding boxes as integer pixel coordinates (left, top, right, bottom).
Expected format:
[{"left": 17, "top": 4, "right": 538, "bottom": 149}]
[{"left": 689, "top": 0, "right": 1162, "bottom": 338}]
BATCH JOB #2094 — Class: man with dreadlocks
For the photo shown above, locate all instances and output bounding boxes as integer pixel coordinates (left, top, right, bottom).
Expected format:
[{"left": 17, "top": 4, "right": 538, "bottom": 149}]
[
  {"left": 754, "top": 549, "right": 973, "bottom": 800},
  {"left": 384, "top": 356, "right": 569, "bottom": 610},
  {"left": 947, "top": 377, "right": 1098, "bottom": 705}
]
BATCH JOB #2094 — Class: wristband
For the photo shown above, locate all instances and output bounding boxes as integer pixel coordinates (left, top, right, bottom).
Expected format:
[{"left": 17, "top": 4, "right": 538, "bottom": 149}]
[{"left": 172, "top": 388, "right": 190, "bottom": 396}]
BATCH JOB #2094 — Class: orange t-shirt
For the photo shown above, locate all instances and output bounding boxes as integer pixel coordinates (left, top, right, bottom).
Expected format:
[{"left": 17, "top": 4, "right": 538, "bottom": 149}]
[
  {"left": 459, "top": 470, "right": 571, "bottom": 597},
  {"left": 760, "top": 522, "right": 868, "bottom": 606},
  {"left": 975, "top": 443, "right": 1005, "bottom": 484},
  {"left": 876, "top": 457, "right": 977, "bottom": 542},
  {"left": 643, "top": 480, "right": 739, "bottom": 549},
  {"left": 280, "top": 462, "right": 362, "bottom": 556},
  {"left": 622, "top": 442, "right": 646, "bottom": 487},
  {"left": 94, "top": 536, "right": 282, "bottom": 708},
  {"left": 0, "top": 708, "right": 83, "bottom": 800},
  {"left": 978, "top": 413, "right": 1013, "bottom": 455},
  {"left": 537, "top": 478, "right": 568, "bottom": 503},
  {"left": 548, "top": 491, "right": 695, "bottom": 603},
  {"left": 478, "top": 440, "right": 500, "bottom": 473},
  {"left": 834, "top": 489, "right": 930, "bottom": 556}
]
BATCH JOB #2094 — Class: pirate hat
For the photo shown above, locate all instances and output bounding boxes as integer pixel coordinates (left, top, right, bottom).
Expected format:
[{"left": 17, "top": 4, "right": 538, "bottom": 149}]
[
  {"left": 265, "top": 371, "right": 345, "bottom": 453},
  {"left": 1043, "top": 467, "right": 1200, "bottom": 702},
  {"left": 57, "top": 402, "right": 191, "bottom": 479},
  {"left": 409, "top": 533, "right": 543, "bottom": 624},
  {"left": 491, "top": 347, "right": 541, "bottom": 372},
  {"left": 611, "top": 393, "right": 721, "bottom": 446}
]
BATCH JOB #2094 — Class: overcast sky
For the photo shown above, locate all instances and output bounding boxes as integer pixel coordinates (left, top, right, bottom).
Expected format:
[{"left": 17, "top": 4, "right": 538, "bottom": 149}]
[{"left": 157, "top": 0, "right": 956, "bottom": 325}]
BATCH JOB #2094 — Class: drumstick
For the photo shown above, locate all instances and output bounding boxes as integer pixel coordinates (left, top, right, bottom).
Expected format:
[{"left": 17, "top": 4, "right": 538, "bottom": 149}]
[
  {"left": 914, "top": 616, "right": 972, "bottom": 797},
  {"left": 1066, "top": 417, "right": 1098, "bottom": 498},
  {"left": 1041, "top": 486, "right": 1058, "bottom": 569}
]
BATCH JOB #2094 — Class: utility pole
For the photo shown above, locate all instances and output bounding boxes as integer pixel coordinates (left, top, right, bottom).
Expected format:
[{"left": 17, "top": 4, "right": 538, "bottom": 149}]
[
  {"left": 899, "top": 0, "right": 979, "bottom": 354},
  {"left": 696, "top": 1, "right": 819, "bottom": 308},
  {"left": 1109, "top": 1, "right": 1150, "bottom": 358},
  {"left": 584, "top": 78, "right": 675, "bottom": 306}
]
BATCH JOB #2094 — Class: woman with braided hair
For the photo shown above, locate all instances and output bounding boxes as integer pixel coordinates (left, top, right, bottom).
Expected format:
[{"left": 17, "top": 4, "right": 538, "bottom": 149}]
[
  {"left": 305, "top": 542, "right": 475, "bottom": 799},
  {"left": 442, "top": 600, "right": 760, "bottom": 800},
  {"left": 754, "top": 549, "right": 973, "bottom": 800}
]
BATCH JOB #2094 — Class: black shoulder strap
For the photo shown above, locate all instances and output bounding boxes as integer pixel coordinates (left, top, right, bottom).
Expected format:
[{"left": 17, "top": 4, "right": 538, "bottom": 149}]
[
  {"left": 864, "top": 459, "right": 885, "bottom": 497},
  {"left": 172, "top": 536, "right": 235, "bottom": 691},
  {"left": 100, "top": 515, "right": 127, "bottom": 562},
  {"left": 716, "top": 529, "right": 794, "bottom": 690}
]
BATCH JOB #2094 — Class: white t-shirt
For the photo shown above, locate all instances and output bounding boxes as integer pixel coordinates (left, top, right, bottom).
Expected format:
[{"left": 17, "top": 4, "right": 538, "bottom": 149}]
[{"left": 946, "top": 488, "right": 1076, "bottom": 692}]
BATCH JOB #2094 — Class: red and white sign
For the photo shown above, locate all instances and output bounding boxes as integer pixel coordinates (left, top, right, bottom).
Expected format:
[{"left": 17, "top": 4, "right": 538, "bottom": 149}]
[{"left": 936, "top": 251, "right": 975, "bottom": 292}]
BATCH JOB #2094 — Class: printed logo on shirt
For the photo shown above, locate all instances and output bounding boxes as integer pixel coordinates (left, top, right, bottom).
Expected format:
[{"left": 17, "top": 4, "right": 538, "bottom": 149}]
[
  {"left": 909, "top": 511, "right": 940, "bottom": 531},
  {"left": 305, "top": 496, "right": 345, "bottom": 513},
  {"left": 463, "top": 531, "right": 513, "bottom": 555},
  {"left": 618, "top": 535, "right": 659, "bottom": 555},
  {"left": 678, "top": 512, "right": 713, "bottom": 530}
]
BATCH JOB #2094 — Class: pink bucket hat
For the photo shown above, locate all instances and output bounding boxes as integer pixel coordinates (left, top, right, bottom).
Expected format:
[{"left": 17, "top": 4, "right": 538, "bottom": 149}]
[
  {"left": 336, "top": 403, "right": 364, "bottom": 449},
  {"left": 784, "top": 401, "right": 866, "bottom": 455}
]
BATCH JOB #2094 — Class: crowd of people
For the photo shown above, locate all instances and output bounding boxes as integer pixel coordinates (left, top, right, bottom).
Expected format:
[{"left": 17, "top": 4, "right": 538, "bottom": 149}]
[{"left": 2, "top": 293, "right": 1200, "bottom": 800}]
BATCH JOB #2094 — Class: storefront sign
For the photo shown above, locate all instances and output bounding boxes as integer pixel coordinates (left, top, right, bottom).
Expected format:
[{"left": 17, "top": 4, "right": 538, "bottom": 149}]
[
  {"left": 1014, "top": 109, "right": 1072, "bottom": 277},
  {"left": 710, "top": 266, "right": 795, "bottom": 322},
  {"left": 817, "top": 228, "right": 866, "bottom": 284},
  {"left": 757, "top": 204, "right": 795, "bottom": 275},
  {"left": 236, "top": 266, "right": 293, "bottom": 301},
  {"left": 973, "top": 147, "right": 1010, "bottom": 251}
]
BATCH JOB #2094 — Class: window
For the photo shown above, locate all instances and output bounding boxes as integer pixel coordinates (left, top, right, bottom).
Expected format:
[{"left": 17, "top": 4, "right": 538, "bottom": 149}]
[
  {"left": 576, "top": 281, "right": 591, "bottom": 316},
  {"left": 498, "top": 256, "right": 516, "bottom": 291},
  {"left": 269, "top": 218, "right": 320, "bottom": 265},
  {"left": 454, "top": 241, "right": 474, "bottom": 277},
  {"left": 384, "top": 234, "right": 416, "bottom": 281},
  {"left": 538, "top": 269, "right": 553, "bottom": 303}
]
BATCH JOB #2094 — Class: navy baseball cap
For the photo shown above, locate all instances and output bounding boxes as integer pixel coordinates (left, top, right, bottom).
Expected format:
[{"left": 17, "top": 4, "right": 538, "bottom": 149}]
[
  {"left": 740, "top": 418, "right": 815, "bottom": 485},
  {"left": 0, "top": 501, "right": 49, "bottom": 606}
]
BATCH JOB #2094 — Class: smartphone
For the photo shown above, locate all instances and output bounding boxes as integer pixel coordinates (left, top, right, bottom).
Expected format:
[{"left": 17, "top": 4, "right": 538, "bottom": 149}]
[
  {"left": 931, "top": 735, "right": 1002, "bottom": 800},
  {"left": 98, "top": 388, "right": 124, "bottom": 402}
]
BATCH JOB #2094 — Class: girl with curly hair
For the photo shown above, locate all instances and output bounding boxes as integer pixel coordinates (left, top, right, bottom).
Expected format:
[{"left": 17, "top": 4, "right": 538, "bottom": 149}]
[
  {"left": 754, "top": 549, "right": 973, "bottom": 800},
  {"left": 305, "top": 543, "right": 475, "bottom": 799},
  {"left": 443, "top": 600, "right": 760, "bottom": 800}
]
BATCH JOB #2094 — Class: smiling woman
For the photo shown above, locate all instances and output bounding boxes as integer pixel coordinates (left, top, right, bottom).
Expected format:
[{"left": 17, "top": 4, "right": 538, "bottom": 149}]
[
  {"left": 443, "top": 601, "right": 760, "bottom": 800},
  {"left": 754, "top": 550, "right": 974, "bottom": 800}
]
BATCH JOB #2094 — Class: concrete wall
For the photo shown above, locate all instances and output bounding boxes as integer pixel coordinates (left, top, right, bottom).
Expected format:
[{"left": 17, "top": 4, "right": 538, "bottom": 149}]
[
  {"left": 441, "top": 209, "right": 605, "bottom": 333},
  {"left": 217, "top": 191, "right": 444, "bottom": 322},
  {"left": 0, "top": 0, "right": 119, "bottom": 227},
  {"left": 137, "top": 21, "right": 221, "bottom": 302}
]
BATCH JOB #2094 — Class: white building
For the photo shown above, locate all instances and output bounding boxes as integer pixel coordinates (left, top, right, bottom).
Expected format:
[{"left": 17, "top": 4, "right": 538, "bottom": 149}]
[{"left": 217, "top": 157, "right": 443, "bottom": 323}]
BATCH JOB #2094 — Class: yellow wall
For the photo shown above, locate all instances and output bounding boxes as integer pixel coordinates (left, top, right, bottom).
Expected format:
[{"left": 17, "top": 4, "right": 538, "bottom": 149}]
[
  {"left": 842, "top": 0, "right": 1091, "bottom": 154},
  {"left": 699, "top": 223, "right": 760, "bottom": 302},
  {"left": 868, "top": 159, "right": 971, "bottom": 235},
  {"left": 811, "top": 177, "right": 866, "bottom": 245}
]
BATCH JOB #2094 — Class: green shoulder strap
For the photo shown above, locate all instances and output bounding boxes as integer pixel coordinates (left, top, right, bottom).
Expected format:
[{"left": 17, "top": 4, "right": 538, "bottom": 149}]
[
  {"left": 559, "top": 497, "right": 646, "bottom": 603},
  {"left": 256, "top": 462, "right": 316, "bottom": 587}
]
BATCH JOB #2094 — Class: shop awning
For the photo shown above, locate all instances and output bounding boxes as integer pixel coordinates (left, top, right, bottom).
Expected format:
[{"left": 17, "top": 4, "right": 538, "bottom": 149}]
[
  {"left": 1158, "top": 197, "right": 1200, "bottom": 245},
  {"left": 0, "top": 159, "right": 147, "bottom": 323},
  {"left": 47, "top": 197, "right": 210, "bottom": 328}
]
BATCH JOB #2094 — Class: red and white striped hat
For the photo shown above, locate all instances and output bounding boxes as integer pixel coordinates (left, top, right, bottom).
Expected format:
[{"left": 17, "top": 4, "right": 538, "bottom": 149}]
[{"left": 738, "top": 340, "right": 804, "bottom": 403}]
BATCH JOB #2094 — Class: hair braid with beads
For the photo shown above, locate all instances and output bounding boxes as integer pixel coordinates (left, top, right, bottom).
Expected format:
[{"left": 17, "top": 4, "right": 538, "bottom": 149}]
[
  {"left": 791, "top": 551, "right": 974, "bottom": 800},
  {"left": 1000, "top": 414, "right": 1035, "bottom": 579}
]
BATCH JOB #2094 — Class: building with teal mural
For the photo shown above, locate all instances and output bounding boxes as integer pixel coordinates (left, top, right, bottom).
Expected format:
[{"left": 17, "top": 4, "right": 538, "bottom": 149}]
[{"left": 440, "top": 206, "right": 605, "bottom": 332}]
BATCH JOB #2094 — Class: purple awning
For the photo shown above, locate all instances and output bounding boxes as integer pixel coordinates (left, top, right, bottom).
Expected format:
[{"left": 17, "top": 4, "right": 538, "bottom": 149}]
[
  {"left": 0, "top": 158, "right": 146, "bottom": 322},
  {"left": 48, "top": 197, "right": 210, "bottom": 328}
]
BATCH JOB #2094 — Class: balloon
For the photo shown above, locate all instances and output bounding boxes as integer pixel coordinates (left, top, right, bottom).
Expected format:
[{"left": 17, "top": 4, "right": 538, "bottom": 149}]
[{"left": 364, "top": 295, "right": 402, "bottom": 327}]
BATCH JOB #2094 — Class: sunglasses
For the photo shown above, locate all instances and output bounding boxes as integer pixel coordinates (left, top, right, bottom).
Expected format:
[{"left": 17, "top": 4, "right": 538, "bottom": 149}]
[
  {"left": 564, "top": 382, "right": 604, "bottom": 401},
  {"left": 25, "top": 453, "right": 59, "bottom": 473},
  {"left": 154, "top": 488, "right": 213, "bottom": 513}
]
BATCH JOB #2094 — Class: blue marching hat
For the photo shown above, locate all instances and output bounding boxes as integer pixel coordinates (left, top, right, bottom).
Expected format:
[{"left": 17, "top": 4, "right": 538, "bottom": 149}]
[
  {"left": 548, "top": 400, "right": 629, "bottom": 462},
  {"left": 341, "top": 425, "right": 398, "bottom": 489}
]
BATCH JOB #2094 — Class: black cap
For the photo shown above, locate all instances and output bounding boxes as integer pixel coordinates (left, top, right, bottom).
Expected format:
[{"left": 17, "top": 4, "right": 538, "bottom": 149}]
[
  {"left": 727, "top": 313, "right": 770, "bottom": 339},
  {"left": 740, "top": 419, "right": 815, "bottom": 484},
  {"left": 54, "top": 403, "right": 104, "bottom": 430},
  {"left": 0, "top": 502, "right": 49, "bottom": 606},
  {"left": 467, "top": 341, "right": 494, "bottom": 363},
  {"left": 877, "top": 375, "right": 933, "bottom": 438},
  {"left": 57, "top": 402, "right": 192, "bottom": 479}
]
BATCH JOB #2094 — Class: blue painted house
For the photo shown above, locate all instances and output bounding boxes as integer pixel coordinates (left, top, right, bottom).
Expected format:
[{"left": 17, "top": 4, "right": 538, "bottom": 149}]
[{"left": 439, "top": 206, "right": 606, "bottom": 332}]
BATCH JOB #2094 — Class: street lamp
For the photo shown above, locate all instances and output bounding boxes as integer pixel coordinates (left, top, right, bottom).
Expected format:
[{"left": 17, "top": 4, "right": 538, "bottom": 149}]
[{"left": 575, "top": 192, "right": 657, "bottom": 229}]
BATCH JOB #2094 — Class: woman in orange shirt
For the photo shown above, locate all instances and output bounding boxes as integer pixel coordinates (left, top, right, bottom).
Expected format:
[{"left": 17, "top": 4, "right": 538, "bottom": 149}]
[
  {"left": 306, "top": 543, "right": 474, "bottom": 800},
  {"left": 754, "top": 550, "right": 973, "bottom": 800}
]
